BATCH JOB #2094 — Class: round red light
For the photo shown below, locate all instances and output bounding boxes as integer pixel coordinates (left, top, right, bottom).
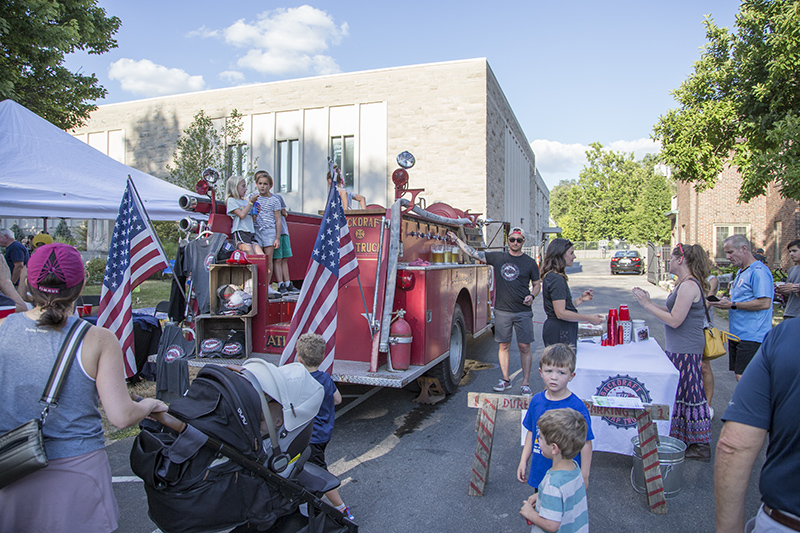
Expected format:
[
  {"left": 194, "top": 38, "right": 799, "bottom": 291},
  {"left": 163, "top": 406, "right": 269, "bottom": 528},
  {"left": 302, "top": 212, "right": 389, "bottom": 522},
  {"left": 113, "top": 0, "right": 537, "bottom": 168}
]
[
  {"left": 195, "top": 179, "right": 209, "bottom": 195},
  {"left": 392, "top": 168, "right": 409, "bottom": 188}
]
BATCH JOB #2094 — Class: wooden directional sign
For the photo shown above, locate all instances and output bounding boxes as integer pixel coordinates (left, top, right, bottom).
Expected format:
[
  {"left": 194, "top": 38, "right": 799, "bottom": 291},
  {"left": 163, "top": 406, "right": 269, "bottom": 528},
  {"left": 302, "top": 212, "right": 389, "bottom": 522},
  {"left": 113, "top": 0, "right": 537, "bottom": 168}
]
[{"left": 466, "top": 392, "right": 670, "bottom": 514}]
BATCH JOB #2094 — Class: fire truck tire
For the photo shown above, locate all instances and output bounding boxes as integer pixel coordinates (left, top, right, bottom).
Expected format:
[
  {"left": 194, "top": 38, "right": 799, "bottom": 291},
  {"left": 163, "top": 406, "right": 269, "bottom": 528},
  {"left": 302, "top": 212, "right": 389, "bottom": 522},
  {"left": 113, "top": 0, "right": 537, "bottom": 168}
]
[{"left": 430, "top": 306, "right": 466, "bottom": 394}]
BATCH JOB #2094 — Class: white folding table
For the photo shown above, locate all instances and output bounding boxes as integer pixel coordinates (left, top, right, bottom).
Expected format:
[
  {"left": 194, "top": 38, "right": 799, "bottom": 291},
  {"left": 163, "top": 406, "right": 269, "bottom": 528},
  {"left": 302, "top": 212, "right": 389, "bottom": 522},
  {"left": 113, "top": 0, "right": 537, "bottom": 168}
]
[{"left": 571, "top": 338, "right": 679, "bottom": 455}]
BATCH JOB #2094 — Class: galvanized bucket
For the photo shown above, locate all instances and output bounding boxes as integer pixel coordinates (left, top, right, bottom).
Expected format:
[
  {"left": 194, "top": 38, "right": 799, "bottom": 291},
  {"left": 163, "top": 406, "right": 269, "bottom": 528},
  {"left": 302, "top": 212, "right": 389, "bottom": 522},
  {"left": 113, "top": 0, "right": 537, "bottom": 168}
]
[{"left": 630, "top": 435, "right": 687, "bottom": 499}]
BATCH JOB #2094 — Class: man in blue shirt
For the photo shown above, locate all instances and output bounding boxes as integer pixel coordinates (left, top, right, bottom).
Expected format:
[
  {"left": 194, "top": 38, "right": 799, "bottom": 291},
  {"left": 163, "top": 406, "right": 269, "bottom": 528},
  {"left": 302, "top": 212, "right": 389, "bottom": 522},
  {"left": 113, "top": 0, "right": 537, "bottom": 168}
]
[
  {"left": 0, "top": 229, "right": 29, "bottom": 288},
  {"left": 710, "top": 235, "right": 773, "bottom": 380},
  {"left": 715, "top": 318, "right": 800, "bottom": 532}
]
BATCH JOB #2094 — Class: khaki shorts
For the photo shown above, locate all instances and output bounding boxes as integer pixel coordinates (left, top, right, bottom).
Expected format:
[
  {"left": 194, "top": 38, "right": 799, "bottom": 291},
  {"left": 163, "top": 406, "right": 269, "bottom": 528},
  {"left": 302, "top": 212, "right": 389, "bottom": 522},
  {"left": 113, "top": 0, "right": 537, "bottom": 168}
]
[{"left": 494, "top": 309, "right": 534, "bottom": 344}]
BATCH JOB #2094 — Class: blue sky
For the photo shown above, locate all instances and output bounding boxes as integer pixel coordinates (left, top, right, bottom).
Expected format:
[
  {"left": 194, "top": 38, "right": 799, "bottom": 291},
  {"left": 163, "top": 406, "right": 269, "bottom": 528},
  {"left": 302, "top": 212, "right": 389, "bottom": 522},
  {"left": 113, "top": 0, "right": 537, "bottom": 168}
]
[{"left": 65, "top": 1, "right": 740, "bottom": 189}]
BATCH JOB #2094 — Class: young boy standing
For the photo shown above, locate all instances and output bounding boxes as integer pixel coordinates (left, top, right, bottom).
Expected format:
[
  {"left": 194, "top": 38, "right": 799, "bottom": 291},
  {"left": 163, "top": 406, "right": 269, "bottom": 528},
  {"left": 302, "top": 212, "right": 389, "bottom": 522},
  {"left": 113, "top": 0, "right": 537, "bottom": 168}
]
[
  {"left": 295, "top": 333, "right": 354, "bottom": 520},
  {"left": 518, "top": 344, "right": 594, "bottom": 490},
  {"left": 776, "top": 239, "right": 800, "bottom": 320},
  {"left": 520, "top": 408, "right": 589, "bottom": 533}
]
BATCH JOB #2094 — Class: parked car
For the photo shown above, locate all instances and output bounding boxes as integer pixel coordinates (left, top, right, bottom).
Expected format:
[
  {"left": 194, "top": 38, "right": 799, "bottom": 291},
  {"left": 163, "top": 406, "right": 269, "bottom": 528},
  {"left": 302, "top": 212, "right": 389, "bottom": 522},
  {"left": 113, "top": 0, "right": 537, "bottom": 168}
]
[{"left": 610, "top": 250, "right": 644, "bottom": 275}]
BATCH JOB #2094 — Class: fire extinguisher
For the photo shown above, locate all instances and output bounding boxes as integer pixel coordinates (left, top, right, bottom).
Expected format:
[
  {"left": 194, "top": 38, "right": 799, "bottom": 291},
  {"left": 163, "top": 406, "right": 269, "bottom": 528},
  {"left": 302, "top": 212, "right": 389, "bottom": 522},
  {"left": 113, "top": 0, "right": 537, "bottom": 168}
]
[{"left": 388, "top": 309, "right": 413, "bottom": 370}]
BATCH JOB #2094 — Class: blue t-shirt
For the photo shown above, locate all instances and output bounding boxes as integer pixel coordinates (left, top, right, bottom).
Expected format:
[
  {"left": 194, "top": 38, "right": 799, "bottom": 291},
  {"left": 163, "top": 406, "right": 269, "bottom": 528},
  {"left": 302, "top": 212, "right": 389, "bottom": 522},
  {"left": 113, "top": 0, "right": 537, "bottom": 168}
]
[
  {"left": 310, "top": 370, "right": 337, "bottom": 444},
  {"left": 274, "top": 194, "right": 289, "bottom": 236},
  {"left": 535, "top": 462, "right": 589, "bottom": 533},
  {"left": 722, "top": 318, "right": 800, "bottom": 516},
  {"left": 4, "top": 240, "right": 29, "bottom": 278},
  {"left": 522, "top": 392, "right": 594, "bottom": 489},
  {"left": 729, "top": 260, "right": 774, "bottom": 342}
]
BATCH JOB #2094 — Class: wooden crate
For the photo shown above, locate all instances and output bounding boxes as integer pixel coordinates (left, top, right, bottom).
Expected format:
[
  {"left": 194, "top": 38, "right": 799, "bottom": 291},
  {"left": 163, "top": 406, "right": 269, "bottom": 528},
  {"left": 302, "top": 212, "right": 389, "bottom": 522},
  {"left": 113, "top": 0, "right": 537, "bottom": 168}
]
[
  {"left": 195, "top": 315, "right": 252, "bottom": 359},
  {"left": 208, "top": 264, "right": 257, "bottom": 317}
]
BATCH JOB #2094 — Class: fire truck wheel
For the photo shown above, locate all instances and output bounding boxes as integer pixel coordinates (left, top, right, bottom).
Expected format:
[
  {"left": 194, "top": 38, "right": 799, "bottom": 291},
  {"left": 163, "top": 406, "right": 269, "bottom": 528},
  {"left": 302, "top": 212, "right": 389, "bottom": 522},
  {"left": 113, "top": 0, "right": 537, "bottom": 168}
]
[{"left": 430, "top": 306, "right": 466, "bottom": 394}]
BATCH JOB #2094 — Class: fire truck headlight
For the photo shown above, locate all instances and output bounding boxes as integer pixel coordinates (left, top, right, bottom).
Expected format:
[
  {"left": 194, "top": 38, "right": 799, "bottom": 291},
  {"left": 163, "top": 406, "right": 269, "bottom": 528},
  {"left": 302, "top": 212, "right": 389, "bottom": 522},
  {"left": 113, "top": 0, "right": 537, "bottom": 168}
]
[{"left": 396, "top": 269, "right": 415, "bottom": 291}]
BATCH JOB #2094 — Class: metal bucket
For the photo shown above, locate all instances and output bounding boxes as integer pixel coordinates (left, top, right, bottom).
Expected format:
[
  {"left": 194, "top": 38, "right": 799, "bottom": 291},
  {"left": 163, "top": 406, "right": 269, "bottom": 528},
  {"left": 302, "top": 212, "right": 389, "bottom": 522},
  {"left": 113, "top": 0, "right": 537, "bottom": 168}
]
[{"left": 630, "top": 435, "right": 687, "bottom": 499}]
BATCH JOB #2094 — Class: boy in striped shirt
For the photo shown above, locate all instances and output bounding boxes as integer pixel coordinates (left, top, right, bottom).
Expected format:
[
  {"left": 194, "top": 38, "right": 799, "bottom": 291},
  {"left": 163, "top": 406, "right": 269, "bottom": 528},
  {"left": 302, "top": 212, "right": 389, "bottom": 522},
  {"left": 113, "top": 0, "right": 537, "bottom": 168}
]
[{"left": 520, "top": 408, "right": 589, "bottom": 533}]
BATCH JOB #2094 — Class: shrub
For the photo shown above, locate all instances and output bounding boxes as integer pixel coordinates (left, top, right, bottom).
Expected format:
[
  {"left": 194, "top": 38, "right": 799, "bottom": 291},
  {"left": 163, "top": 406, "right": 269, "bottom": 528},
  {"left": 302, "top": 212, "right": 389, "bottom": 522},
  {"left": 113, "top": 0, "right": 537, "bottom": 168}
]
[{"left": 85, "top": 257, "right": 107, "bottom": 285}]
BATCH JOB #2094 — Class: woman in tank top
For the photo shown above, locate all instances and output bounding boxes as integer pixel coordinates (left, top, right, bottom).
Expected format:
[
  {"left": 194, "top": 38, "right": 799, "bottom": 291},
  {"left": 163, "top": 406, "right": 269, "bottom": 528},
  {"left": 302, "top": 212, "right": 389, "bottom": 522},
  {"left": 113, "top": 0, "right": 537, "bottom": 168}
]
[
  {"left": 631, "top": 243, "right": 712, "bottom": 460},
  {"left": 0, "top": 243, "right": 167, "bottom": 532}
]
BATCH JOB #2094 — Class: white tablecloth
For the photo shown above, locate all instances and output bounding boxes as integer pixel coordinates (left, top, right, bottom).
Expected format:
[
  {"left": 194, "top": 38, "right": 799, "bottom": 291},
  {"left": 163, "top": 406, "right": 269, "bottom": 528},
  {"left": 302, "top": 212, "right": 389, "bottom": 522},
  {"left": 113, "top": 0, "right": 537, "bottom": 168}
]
[{"left": 571, "top": 338, "right": 679, "bottom": 456}]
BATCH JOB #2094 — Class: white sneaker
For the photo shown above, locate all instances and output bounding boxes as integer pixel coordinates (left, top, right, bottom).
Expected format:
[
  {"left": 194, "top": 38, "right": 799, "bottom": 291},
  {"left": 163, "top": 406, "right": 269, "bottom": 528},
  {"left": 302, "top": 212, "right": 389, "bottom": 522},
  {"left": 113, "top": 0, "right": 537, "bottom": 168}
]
[
  {"left": 268, "top": 286, "right": 281, "bottom": 299},
  {"left": 492, "top": 379, "right": 512, "bottom": 392}
]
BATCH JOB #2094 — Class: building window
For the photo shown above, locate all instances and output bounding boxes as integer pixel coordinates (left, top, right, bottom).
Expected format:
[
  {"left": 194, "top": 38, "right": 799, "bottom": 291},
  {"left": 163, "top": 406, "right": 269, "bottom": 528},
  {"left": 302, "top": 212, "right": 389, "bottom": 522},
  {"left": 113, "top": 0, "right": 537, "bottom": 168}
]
[
  {"left": 277, "top": 139, "right": 299, "bottom": 193},
  {"left": 330, "top": 135, "right": 355, "bottom": 189},
  {"left": 226, "top": 143, "right": 247, "bottom": 177},
  {"left": 775, "top": 221, "right": 782, "bottom": 264},
  {"left": 714, "top": 224, "right": 749, "bottom": 259}
]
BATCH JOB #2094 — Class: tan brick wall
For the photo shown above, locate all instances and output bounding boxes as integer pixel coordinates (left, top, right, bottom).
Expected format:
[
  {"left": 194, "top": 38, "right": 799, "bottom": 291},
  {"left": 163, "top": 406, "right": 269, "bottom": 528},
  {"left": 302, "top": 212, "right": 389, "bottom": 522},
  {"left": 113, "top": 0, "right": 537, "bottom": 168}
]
[{"left": 73, "top": 59, "right": 548, "bottom": 233}]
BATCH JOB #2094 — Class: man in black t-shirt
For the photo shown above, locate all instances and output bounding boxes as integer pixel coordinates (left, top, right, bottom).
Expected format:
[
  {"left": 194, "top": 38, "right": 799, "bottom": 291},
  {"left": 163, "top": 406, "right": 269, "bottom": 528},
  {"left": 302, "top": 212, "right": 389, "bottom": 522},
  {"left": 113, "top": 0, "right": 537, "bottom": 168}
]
[{"left": 449, "top": 227, "right": 540, "bottom": 395}]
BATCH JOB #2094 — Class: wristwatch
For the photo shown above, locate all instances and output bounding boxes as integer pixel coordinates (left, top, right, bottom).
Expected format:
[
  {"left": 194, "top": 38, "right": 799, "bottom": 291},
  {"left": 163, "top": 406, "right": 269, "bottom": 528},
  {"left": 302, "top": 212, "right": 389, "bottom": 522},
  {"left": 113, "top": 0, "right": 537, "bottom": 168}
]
[{"left": 731, "top": 303, "right": 738, "bottom": 310}]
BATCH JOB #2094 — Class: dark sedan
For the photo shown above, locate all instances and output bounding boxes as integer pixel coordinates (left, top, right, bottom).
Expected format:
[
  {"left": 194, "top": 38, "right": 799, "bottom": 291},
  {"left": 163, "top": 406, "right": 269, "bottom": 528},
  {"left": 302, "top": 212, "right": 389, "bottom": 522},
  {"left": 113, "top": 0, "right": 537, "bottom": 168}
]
[{"left": 610, "top": 250, "right": 644, "bottom": 275}]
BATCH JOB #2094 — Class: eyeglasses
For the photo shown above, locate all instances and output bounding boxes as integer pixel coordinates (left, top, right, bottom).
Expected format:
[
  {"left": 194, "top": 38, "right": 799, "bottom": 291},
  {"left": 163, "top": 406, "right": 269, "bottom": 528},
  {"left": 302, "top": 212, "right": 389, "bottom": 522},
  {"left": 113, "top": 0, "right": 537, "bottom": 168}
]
[
  {"left": 508, "top": 237, "right": 524, "bottom": 243},
  {"left": 677, "top": 243, "right": 685, "bottom": 260}
]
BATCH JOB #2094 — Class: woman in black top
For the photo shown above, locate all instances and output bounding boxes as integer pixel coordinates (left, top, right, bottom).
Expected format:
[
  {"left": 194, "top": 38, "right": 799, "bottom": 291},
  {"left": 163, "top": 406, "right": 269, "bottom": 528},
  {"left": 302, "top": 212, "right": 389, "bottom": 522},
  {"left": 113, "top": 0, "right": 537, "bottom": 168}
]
[{"left": 541, "top": 239, "right": 604, "bottom": 347}]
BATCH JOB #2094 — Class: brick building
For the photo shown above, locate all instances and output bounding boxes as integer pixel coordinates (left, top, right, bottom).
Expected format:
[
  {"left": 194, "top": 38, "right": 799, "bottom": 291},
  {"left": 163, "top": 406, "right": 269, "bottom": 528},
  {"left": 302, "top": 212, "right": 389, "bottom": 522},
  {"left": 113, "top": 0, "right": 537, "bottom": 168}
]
[
  {"left": 70, "top": 58, "right": 549, "bottom": 245},
  {"left": 672, "top": 162, "right": 800, "bottom": 269}
]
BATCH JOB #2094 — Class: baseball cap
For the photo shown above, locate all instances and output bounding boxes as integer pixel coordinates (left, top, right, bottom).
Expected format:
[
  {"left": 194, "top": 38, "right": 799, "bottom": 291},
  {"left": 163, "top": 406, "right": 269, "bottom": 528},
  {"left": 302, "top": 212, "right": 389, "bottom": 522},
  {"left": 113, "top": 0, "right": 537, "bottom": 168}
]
[
  {"left": 27, "top": 243, "right": 85, "bottom": 294},
  {"left": 509, "top": 227, "right": 525, "bottom": 237},
  {"left": 31, "top": 233, "right": 53, "bottom": 249}
]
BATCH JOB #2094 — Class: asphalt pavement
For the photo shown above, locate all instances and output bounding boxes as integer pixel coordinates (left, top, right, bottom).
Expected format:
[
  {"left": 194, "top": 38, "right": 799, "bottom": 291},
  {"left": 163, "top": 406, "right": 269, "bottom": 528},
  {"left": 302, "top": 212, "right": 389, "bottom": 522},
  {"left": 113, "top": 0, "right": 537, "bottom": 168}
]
[{"left": 108, "top": 259, "right": 765, "bottom": 532}]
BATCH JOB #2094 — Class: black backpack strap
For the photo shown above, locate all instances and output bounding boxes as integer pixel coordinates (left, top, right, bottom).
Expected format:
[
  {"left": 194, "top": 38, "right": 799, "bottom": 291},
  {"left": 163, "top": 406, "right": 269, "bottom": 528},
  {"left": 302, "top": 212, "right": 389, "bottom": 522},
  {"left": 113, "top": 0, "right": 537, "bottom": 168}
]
[{"left": 40, "top": 319, "right": 92, "bottom": 408}]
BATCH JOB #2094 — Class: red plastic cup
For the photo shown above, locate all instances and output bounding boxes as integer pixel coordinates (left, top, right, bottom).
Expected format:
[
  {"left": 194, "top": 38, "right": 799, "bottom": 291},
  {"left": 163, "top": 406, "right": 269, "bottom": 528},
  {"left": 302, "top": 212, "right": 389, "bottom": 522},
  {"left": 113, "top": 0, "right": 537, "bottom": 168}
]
[
  {"left": 77, "top": 306, "right": 85, "bottom": 317},
  {"left": 619, "top": 305, "right": 630, "bottom": 321},
  {"left": 83, "top": 304, "right": 92, "bottom": 316}
]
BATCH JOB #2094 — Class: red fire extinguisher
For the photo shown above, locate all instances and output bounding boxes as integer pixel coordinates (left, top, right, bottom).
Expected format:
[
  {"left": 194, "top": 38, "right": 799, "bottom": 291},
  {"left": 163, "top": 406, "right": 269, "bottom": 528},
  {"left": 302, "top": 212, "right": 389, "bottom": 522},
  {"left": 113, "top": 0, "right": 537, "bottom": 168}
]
[{"left": 389, "top": 309, "right": 413, "bottom": 370}]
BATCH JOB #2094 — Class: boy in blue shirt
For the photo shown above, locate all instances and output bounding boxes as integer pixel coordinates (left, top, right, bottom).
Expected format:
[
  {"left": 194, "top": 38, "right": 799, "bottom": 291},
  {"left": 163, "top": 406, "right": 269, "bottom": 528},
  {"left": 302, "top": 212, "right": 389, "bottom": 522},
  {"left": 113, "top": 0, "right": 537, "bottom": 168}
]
[
  {"left": 520, "top": 408, "right": 589, "bottom": 533},
  {"left": 296, "top": 333, "right": 353, "bottom": 520},
  {"left": 518, "top": 343, "right": 594, "bottom": 489}
]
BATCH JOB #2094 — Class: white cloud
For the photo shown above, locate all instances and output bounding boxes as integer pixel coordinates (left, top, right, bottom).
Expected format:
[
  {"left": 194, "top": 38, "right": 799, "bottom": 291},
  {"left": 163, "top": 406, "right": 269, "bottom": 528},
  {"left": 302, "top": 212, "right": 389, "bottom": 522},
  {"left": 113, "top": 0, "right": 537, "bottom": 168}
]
[
  {"left": 197, "top": 5, "right": 348, "bottom": 77},
  {"left": 219, "top": 70, "right": 246, "bottom": 83},
  {"left": 531, "top": 138, "right": 661, "bottom": 190},
  {"left": 108, "top": 58, "right": 206, "bottom": 97}
]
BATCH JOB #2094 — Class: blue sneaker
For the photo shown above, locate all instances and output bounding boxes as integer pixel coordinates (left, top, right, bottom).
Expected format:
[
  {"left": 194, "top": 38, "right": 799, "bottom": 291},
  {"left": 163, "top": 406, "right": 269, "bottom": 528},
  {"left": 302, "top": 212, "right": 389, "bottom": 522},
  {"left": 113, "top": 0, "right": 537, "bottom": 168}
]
[{"left": 341, "top": 506, "right": 354, "bottom": 521}]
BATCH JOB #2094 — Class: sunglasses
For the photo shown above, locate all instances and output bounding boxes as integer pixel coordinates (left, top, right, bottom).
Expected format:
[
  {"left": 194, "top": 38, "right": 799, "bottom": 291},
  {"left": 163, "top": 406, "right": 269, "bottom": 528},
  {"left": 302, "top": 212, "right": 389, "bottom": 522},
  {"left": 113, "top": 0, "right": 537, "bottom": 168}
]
[
  {"left": 508, "top": 237, "right": 524, "bottom": 243},
  {"left": 677, "top": 243, "right": 685, "bottom": 260}
]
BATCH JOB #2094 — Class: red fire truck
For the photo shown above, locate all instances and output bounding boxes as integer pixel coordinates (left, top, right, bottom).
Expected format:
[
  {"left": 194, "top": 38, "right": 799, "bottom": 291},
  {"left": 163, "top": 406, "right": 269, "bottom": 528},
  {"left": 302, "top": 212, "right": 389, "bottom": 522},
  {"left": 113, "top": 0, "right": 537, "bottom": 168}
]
[{"left": 181, "top": 153, "right": 494, "bottom": 396}]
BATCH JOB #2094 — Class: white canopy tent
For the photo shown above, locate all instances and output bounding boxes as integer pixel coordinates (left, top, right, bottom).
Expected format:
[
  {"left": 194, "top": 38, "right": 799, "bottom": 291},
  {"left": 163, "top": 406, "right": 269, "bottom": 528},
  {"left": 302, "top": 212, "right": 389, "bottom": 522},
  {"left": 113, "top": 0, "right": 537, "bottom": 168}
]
[{"left": 0, "top": 99, "right": 193, "bottom": 221}]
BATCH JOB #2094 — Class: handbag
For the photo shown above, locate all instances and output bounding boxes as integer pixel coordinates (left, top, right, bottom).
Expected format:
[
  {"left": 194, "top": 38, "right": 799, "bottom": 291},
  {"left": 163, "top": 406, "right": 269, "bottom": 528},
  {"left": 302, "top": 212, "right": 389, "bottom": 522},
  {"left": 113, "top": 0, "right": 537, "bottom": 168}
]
[
  {"left": 0, "top": 318, "right": 91, "bottom": 490},
  {"left": 690, "top": 278, "right": 739, "bottom": 360}
]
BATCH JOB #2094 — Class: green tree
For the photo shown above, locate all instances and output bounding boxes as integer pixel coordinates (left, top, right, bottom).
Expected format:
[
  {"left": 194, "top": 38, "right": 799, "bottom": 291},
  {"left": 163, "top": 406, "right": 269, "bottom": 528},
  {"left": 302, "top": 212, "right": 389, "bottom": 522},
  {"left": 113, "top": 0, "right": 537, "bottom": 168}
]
[
  {"left": 53, "top": 218, "right": 74, "bottom": 245},
  {"left": 548, "top": 179, "right": 577, "bottom": 223},
  {"left": 562, "top": 143, "right": 644, "bottom": 241},
  {"left": 629, "top": 155, "right": 674, "bottom": 245},
  {"left": 554, "top": 148, "right": 673, "bottom": 244},
  {"left": 166, "top": 109, "right": 252, "bottom": 197},
  {"left": 653, "top": 1, "right": 800, "bottom": 202},
  {"left": 0, "top": 0, "right": 120, "bottom": 130}
]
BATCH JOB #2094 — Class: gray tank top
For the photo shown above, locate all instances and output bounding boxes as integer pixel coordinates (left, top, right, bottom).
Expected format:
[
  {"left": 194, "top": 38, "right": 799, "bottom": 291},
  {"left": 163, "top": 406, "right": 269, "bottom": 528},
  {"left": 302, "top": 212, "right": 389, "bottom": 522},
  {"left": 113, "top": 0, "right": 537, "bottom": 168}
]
[
  {"left": 0, "top": 313, "right": 105, "bottom": 459},
  {"left": 664, "top": 280, "right": 707, "bottom": 354}
]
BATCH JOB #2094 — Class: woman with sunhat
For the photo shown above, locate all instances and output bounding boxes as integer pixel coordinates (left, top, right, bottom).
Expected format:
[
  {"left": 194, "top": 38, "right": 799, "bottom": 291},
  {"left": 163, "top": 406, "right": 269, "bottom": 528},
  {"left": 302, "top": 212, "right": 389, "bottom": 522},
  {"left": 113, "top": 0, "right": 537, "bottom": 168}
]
[{"left": 0, "top": 243, "right": 167, "bottom": 531}]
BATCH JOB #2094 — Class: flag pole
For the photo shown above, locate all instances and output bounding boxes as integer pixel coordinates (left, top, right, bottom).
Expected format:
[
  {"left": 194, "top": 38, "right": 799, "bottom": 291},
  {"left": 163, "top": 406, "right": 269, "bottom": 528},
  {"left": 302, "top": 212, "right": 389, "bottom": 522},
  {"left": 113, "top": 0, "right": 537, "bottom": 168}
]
[
  {"left": 326, "top": 160, "right": 372, "bottom": 324},
  {"left": 127, "top": 175, "right": 187, "bottom": 302}
]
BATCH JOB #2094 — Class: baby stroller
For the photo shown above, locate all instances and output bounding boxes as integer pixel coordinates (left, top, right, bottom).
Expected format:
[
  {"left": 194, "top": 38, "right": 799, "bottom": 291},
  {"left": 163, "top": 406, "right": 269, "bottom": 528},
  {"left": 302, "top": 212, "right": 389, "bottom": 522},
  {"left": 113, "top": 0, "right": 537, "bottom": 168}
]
[{"left": 130, "top": 360, "right": 358, "bottom": 533}]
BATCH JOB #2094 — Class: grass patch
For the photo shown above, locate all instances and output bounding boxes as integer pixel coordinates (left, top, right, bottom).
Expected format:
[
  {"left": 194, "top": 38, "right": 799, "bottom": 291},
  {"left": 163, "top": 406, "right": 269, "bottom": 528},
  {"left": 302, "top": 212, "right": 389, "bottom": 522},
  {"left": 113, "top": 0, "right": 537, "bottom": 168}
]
[{"left": 83, "top": 279, "right": 174, "bottom": 309}]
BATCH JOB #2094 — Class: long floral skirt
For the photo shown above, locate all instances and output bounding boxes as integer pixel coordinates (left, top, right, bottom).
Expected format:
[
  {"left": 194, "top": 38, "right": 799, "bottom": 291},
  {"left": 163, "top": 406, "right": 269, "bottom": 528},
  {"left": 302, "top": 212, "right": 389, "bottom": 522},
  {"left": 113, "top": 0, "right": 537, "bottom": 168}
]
[{"left": 665, "top": 351, "right": 711, "bottom": 444}]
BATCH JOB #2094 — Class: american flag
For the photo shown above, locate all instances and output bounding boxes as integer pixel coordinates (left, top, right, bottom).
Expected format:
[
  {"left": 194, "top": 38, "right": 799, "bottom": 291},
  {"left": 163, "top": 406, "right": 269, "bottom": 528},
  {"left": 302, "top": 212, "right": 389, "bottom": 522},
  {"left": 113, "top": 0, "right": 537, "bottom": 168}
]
[
  {"left": 279, "top": 169, "right": 359, "bottom": 373},
  {"left": 97, "top": 180, "right": 170, "bottom": 377}
]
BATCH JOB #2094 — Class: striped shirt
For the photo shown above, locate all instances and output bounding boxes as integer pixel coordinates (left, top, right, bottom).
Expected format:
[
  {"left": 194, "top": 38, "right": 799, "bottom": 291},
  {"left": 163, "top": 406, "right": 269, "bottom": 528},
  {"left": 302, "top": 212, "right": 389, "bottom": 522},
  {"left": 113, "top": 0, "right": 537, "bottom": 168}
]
[{"left": 534, "top": 461, "right": 588, "bottom": 533}]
